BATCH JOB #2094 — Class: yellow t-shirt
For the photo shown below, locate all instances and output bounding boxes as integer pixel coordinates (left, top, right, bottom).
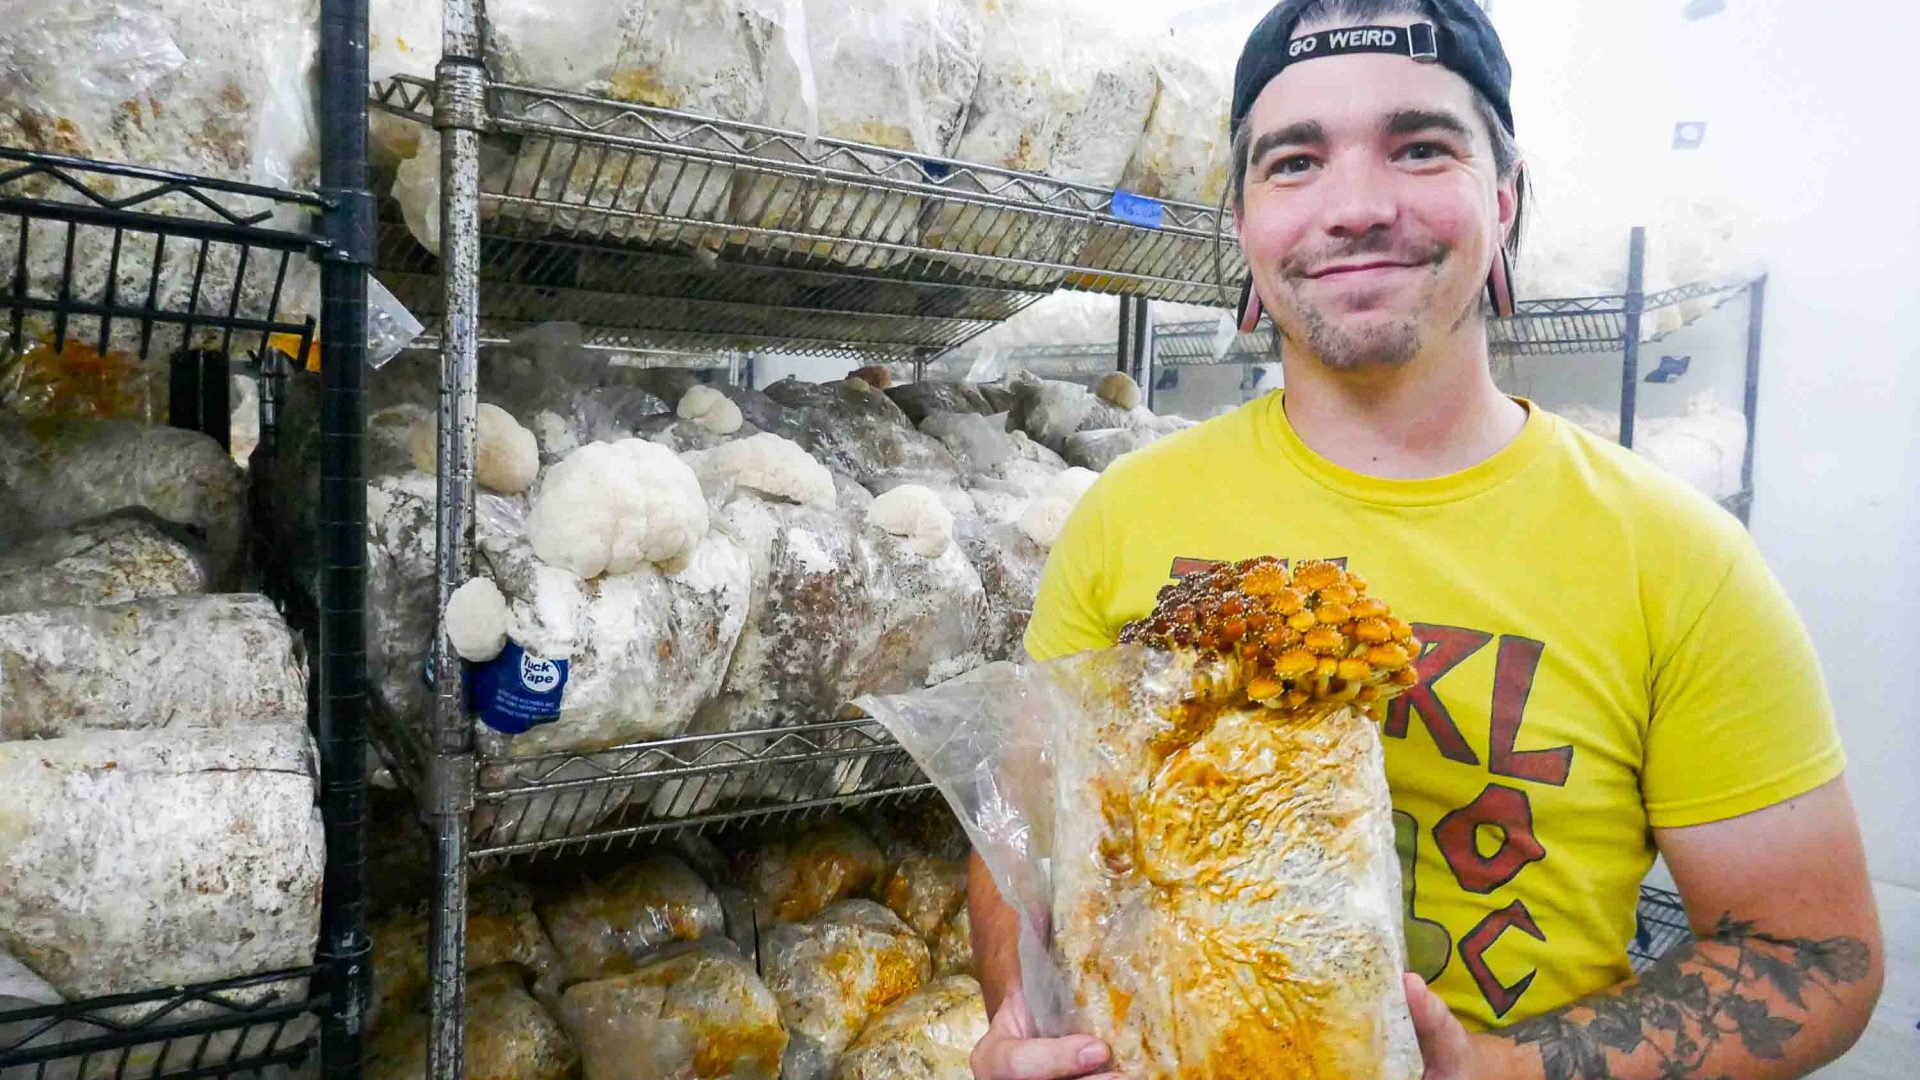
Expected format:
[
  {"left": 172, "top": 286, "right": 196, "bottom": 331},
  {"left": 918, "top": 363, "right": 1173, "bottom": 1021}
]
[{"left": 1023, "top": 391, "right": 1844, "bottom": 1030}]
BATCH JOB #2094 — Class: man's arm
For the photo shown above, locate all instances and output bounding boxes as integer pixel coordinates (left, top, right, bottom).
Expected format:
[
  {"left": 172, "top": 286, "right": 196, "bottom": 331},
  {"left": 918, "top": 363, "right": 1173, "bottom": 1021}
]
[
  {"left": 967, "top": 852, "right": 1117, "bottom": 1080},
  {"left": 1441, "top": 777, "right": 1883, "bottom": 1080},
  {"left": 970, "top": 851, "right": 1024, "bottom": 1017}
]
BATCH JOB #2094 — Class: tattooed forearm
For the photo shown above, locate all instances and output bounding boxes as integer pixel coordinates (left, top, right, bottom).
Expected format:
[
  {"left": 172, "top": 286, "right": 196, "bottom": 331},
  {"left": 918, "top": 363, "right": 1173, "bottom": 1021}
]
[{"left": 1491, "top": 915, "right": 1875, "bottom": 1080}]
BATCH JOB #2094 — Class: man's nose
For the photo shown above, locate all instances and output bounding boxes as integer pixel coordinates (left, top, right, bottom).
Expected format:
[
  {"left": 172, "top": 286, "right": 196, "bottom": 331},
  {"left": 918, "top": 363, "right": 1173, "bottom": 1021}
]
[{"left": 1320, "top": 156, "right": 1400, "bottom": 236}]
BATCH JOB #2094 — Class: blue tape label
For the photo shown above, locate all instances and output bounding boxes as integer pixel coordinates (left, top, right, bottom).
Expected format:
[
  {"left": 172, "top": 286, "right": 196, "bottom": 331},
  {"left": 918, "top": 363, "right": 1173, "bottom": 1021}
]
[
  {"left": 474, "top": 643, "right": 569, "bottom": 735},
  {"left": 1110, "top": 190, "right": 1166, "bottom": 229}
]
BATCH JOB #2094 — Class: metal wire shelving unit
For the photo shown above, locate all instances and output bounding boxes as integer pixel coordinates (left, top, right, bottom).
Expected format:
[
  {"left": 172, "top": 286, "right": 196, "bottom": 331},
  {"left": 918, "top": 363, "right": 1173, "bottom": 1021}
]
[
  {"left": 1629, "top": 886, "right": 1694, "bottom": 972},
  {"left": 367, "top": 65, "right": 1244, "bottom": 362},
  {"left": 0, "top": 3, "right": 372, "bottom": 1079},
  {"left": 376, "top": 6, "right": 1256, "bottom": 1077}
]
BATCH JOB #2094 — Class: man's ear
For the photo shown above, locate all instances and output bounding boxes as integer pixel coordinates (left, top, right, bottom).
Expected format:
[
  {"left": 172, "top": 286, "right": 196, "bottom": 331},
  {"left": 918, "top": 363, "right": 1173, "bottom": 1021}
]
[{"left": 1496, "top": 162, "right": 1523, "bottom": 248}]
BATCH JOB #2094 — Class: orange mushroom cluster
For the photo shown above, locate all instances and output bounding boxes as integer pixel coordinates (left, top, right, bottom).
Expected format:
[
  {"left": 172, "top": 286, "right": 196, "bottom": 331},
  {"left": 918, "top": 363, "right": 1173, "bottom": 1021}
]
[{"left": 1119, "top": 557, "right": 1420, "bottom": 713}]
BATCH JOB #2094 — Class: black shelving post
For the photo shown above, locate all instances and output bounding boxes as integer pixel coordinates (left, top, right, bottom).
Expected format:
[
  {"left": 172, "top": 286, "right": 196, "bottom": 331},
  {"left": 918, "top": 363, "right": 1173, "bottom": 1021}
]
[
  {"left": 317, "top": 1, "right": 373, "bottom": 1079},
  {"left": 1619, "top": 226, "right": 1647, "bottom": 448},
  {"left": 1738, "top": 275, "right": 1767, "bottom": 525}
]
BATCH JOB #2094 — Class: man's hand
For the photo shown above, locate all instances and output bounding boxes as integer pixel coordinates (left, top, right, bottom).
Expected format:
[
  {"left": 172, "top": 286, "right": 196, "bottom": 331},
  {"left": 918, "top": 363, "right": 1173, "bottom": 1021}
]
[
  {"left": 1405, "top": 975, "right": 1530, "bottom": 1080},
  {"left": 1405, "top": 974, "right": 1474, "bottom": 1080},
  {"left": 970, "top": 988, "right": 1121, "bottom": 1080}
]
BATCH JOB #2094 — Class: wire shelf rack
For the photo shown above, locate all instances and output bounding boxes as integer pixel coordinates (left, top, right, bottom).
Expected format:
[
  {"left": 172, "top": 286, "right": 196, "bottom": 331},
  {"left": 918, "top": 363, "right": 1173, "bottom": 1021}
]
[
  {"left": 1152, "top": 317, "right": 1273, "bottom": 367},
  {"left": 370, "top": 709, "right": 932, "bottom": 867},
  {"left": 1063, "top": 280, "right": 1754, "bottom": 368},
  {"left": 1628, "top": 885, "right": 1693, "bottom": 972},
  {"left": 374, "top": 219, "right": 1044, "bottom": 362},
  {"left": 1, "top": 149, "right": 321, "bottom": 384},
  {"left": 0, "top": 967, "right": 324, "bottom": 1080},
  {"left": 1489, "top": 281, "right": 1750, "bottom": 357},
  {"left": 369, "top": 75, "right": 1240, "bottom": 359}
]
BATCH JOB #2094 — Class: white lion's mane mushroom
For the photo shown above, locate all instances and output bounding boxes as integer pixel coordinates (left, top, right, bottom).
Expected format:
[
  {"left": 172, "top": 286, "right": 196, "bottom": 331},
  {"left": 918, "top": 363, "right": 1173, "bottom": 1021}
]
[
  {"left": 867, "top": 485, "right": 956, "bottom": 559},
  {"left": 445, "top": 576, "right": 511, "bottom": 662},
  {"left": 527, "top": 440, "right": 709, "bottom": 579},
  {"left": 676, "top": 386, "right": 745, "bottom": 436}
]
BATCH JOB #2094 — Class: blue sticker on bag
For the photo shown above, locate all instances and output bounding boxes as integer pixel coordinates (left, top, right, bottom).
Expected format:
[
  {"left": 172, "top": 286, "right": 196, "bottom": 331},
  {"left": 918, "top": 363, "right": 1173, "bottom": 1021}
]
[
  {"left": 473, "top": 644, "right": 569, "bottom": 735},
  {"left": 1110, "top": 190, "right": 1165, "bottom": 229}
]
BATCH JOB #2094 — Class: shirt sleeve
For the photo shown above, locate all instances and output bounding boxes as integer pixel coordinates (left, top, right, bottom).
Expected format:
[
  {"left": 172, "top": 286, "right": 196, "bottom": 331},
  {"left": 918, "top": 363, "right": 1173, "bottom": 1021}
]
[
  {"left": 1642, "top": 536, "right": 1846, "bottom": 829},
  {"left": 1022, "top": 481, "right": 1121, "bottom": 663}
]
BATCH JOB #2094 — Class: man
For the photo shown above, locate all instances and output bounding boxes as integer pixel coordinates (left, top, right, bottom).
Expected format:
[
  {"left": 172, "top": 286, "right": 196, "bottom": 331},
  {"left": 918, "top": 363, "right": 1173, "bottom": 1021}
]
[{"left": 967, "top": 2, "right": 1883, "bottom": 1079}]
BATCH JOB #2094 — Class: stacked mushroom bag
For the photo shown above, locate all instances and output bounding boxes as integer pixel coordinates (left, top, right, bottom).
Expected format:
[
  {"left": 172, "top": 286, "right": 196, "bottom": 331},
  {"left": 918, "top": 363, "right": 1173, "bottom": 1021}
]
[
  {"left": 364, "top": 845, "right": 790, "bottom": 1080},
  {"left": 1069, "top": 34, "right": 1232, "bottom": 290},
  {"left": 390, "top": 424, "right": 753, "bottom": 845},
  {"left": 733, "top": 0, "right": 986, "bottom": 269},
  {"left": 0, "top": 417, "right": 321, "bottom": 1068},
  {"left": 468, "top": 0, "right": 811, "bottom": 251},
  {"left": 0, "top": 0, "right": 321, "bottom": 349},
  {"left": 923, "top": 0, "right": 1157, "bottom": 284}
]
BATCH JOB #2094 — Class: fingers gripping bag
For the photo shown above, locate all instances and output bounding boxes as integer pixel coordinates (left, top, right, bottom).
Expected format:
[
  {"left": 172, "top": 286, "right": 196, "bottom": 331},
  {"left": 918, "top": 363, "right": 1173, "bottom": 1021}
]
[{"left": 860, "top": 557, "right": 1424, "bottom": 1080}]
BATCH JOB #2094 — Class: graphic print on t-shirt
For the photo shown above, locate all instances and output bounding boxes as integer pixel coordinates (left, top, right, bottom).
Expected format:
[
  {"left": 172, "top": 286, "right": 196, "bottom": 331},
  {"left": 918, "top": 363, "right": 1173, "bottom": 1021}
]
[{"left": 1022, "top": 393, "right": 1842, "bottom": 1031}]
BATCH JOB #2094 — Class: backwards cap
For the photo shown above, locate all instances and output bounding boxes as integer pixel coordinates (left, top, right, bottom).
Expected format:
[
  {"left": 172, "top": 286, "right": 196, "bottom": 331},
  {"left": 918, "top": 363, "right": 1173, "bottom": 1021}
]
[{"left": 1231, "top": 0, "right": 1514, "bottom": 137}]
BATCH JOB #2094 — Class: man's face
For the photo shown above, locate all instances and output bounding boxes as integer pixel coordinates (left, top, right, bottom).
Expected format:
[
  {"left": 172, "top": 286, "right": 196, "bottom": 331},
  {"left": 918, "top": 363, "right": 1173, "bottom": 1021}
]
[{"left": 1235, "top": 24, "right": 1516, "bottom": 372}]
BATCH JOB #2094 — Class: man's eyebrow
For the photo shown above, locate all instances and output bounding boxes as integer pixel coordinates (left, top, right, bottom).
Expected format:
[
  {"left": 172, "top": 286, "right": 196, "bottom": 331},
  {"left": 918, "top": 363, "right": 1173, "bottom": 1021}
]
[
  {"left": 1384, "top": 108, "right": 1473, "bottom": 140},
  {"left": 1249, "top": 121, "right": 1327, "bottom": 163}
]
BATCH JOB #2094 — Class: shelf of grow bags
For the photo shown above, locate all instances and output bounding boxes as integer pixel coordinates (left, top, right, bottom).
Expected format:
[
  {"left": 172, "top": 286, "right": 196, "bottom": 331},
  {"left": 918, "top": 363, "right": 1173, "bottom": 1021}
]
[
  {"left": 368, "top": 704, "right": 931, "bottom": 867},
  {"left": 369, "top": 75, "right": 1242, "bottom": 360}
]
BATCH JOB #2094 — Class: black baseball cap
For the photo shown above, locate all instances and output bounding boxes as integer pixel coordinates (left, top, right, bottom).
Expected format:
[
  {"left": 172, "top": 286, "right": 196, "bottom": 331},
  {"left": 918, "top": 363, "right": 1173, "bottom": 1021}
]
[{"left": 1231, "top": 0, "right": 1515, "bottom": 139}]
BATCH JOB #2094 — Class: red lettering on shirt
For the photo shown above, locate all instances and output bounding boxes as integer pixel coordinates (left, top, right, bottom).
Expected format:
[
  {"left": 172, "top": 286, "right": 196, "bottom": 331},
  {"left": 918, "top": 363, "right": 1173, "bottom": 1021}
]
[
  {"left": 1168, "top": 557, "right": 1223, "bottom": 579},
  {"left": 1460, "top": 899, "right": 1546, "bottom": 1018},
  {"left": 1384, "top": 624, "right": 1491, "bottom": 766},
  {"left": 1487, "top": 636, "right": 1572, "bottom": 787},
  {"left": 1434, "top": 783, "right": 1547, "bottom": 893}
]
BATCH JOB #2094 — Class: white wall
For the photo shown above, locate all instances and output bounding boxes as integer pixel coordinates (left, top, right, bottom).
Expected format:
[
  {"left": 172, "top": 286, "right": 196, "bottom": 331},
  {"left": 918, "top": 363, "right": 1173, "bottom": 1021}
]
[{"left": 1494, "top": 0, "right": 1920, "bottom": 888}]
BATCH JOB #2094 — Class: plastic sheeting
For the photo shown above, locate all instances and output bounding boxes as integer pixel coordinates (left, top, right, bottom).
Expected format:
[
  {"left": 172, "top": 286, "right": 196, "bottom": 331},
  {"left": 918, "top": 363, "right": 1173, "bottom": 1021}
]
[
  {"left": 1117, "top": 38, "right": 1231, "bottom": 206},
  {"left": 536, "top": 855, "right": 726, "bottom": 984},
  {"left": 557, "top": 940, "right": 786, "bottom": 1080},
  {"left": 929, "top": 906, "right": 973, "bottom": 979},
  {"left": 482, "top": 0, "right": 814, "bottom": 249},
  {"left": 690, "top": 489, "right": 987, "bottom": 740},
  {"left": 0, "top": 0, "right": 322, "bottom": 343},
  {"left": 886, "top": 381, "right": 993, "bottom": 425},
  {"left": 859, "top": 649, "right": 1423, "bottom": 1080},
  {"left": 924, "top": 1, "right": 1155, "bottom": 281},
  {"left": 878, "top": 856, "right": 967, "bottom": 942},
  {"left": 954, "top": 518, "right": 1047, "bottom": 663},
  {"left": 0, "top": 594, "right": 306, "bottom": 740},
  {"left": 735, "top": 0, "right": 986, "bottom": 268},
  {"left": 762, "top": 379, "right": 963, "bottom": 490},
  {"left": 369, "top": 967, "right": 577, "bottom": 1080},
  {"left": 761, "top": 900, "right": 931, "bottom": 1080},
  {"left": 0, "top": 510, "right": 209, "bottom": 615},
  {"left": 1063, "top": 427, "right": 1153, "bottom": 472},
  {"left": 742, "top": 818, "right": 887, "bottom": 926},
  {"left": 832, "top": 975, "right": 987, "bottom": 1080},
  {"left": 369, "top": 882, "right": 566, "bottom": 1031},
  {"left": 0, "top": 722, "right": 323, "bottom": 1000},
  {"left": 0, "top": 416, "right": 248, "bottom": 584}
]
